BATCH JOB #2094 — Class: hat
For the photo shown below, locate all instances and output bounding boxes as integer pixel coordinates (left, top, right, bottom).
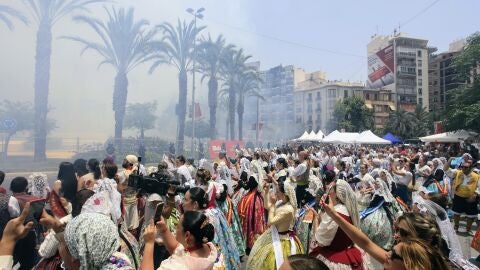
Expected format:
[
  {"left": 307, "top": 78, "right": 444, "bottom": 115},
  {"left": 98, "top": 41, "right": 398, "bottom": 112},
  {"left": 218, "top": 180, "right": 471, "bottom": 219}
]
[{"left": 125, "top": 154, "right": 138, "bottom": 164}]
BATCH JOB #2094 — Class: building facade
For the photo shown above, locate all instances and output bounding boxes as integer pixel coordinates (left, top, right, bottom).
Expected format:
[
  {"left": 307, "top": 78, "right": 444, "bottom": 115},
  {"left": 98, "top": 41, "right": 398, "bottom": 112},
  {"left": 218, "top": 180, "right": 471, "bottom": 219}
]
[
  {"left": 367, "top": 33, "right": 429, "bottom": 112},
  {"left": 428, "top": 40, "right": 464, "bottom": 112},
  {"left": 243, "top": 64, "right": 303, "bottom": 144},
  {"left": 294, "top": 73, "right": 396, "bottom": 132}
]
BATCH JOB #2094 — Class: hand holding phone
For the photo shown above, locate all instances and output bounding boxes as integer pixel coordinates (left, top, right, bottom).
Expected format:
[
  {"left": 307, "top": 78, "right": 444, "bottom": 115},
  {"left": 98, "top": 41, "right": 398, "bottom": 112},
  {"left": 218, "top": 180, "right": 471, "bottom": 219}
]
[{"left": 154, "top": 202, "right": 165, "bottom": 223}]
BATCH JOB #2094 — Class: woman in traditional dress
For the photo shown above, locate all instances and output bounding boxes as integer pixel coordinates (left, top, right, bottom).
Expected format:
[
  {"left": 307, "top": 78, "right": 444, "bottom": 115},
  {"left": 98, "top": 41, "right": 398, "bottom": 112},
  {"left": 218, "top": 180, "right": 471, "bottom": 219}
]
[
  {"left": 359, "top": 177, "right": 404, "bottom": 250},
  {"left": 237, "top": 174, "right": 266, "bottom": 254},
  {"left": 246, "top": 175, "right": 304, "bottom": 270},
  {"left": 310, "top": 179, "right": 371, "bottom": 269},
  {"left": 182, "top": 187, "right": 241, "bottom": 270}
]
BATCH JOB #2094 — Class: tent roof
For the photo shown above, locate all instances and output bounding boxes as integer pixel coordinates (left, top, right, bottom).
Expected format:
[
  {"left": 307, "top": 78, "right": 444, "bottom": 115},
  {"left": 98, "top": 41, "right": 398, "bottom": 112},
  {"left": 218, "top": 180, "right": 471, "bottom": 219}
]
[
  {"left": 296, "top": 131, "right": 309, "bottom": 141},
  {"left": 356, "top": 130, "right": 391, "bottom": 144},
  {"left": 383, "top": 133, "right": 403, "bottom": 144},
  {"left": 420, "top": 130, "right": 478, "bottom": 143},
  {"left": 314, "top": 130, "right": 325, "bottom": 141},
  {"left": 323, "top": 130, "right": 359, "bottom": 144}
]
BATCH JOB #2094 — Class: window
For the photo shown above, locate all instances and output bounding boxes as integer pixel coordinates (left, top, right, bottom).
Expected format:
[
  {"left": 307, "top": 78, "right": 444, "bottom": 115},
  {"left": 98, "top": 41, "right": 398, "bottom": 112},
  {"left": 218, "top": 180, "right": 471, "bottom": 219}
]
[
  {"left": 418, "top": 69, "right": 422, "bottom": 76},
  {"left": 374, "top": 94, "right": 378, "bottom": 100},
  {"left": 417, "top": 50, "right": 422, "bottom": 57},
  {"left": 418, "top": 88, "right": 422, "bottom": 95},
  {"left": 328, "top": 89, "right": 336, "bottom": 98},
  {"left": 308, "top": 115, "right": 312, "bottom": 122},
  {"left": 417, "top": 59, "right": 422, "bottom": 66},
  {"left": 366, "top": 93, "right": 370, "bottom": 100},
  {"left": 316, "top": 92, "right": 321, "bottom": 100},
  {"left": 308, "top": 93, "right": 312, "bottom": 101},
  {"left": 296, "top": 116, "right": 302, "bottom": 123},
  {"left": 418, "top": 98, "right": 423, "bottom": 105},
  {"left": 344, "top": 90, "right": 348, "bottom": 98},
  {"left": 418, "top": 78, "right": 422, "bottom": 85}
]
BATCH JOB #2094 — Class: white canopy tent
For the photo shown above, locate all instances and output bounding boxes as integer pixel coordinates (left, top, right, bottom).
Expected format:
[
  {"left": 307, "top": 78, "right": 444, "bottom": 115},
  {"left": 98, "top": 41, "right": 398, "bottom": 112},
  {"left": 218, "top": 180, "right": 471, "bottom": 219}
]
[
  {"left": 355, "top": 130, "right": 391, "bottom": 144},
  {"left": 295, "top": 131, "right": 310, "bottom": 141},
  {"left": 314, "top": 130, "right": 325, "bottom": 141},
  {"left": 306, "top": 131, "right": 317, "bottom": 141},
  {"left": 420, "top": 130, "right": 478, "bottom": 143},
  {"left": 323, "top": 130, "right": 360, "bottom": 144}
]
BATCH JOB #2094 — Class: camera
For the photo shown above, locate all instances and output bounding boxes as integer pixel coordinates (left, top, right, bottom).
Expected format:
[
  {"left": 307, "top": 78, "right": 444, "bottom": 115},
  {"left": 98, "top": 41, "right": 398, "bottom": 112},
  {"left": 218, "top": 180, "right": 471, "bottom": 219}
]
[{"left": 128, "top": 171, "right": 189, "bottom": 196}]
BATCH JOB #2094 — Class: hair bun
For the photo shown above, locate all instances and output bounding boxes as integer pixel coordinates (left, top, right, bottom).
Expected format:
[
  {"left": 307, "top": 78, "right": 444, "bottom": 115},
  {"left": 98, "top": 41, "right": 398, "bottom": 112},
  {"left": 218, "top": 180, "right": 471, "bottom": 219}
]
[{"left": 200, "top": 223, "right": 215, "bottom": 243}]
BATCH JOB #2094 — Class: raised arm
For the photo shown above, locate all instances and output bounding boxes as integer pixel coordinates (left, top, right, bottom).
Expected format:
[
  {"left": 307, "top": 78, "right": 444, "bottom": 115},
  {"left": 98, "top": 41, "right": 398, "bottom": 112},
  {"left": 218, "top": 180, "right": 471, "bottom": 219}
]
[{"left": 321, "top": 198, "right": 387, "bottom": 263}]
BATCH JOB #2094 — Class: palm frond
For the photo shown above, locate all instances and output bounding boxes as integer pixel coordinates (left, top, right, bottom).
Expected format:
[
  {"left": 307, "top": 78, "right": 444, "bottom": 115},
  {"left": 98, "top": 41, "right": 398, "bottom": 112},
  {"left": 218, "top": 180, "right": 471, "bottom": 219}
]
[{"left": 0, "top": 4, "right": 28, "bottom": 30}]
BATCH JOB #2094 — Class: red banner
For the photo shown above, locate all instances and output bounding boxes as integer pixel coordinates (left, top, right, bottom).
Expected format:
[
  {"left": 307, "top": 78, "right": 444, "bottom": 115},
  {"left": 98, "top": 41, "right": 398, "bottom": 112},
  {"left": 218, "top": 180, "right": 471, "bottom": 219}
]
[{"left": 208, "top": 140, "right": 245, "bottom": 159}]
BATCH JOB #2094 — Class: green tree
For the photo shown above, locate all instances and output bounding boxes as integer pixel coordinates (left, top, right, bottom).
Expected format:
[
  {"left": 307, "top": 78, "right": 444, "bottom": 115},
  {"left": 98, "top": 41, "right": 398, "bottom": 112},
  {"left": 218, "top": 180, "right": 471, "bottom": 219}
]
[
  {"left": 384, "top": 108, "right": 415, "bottom": 139},
  {"left": 185, "top": 120, "right": 211, "bottom": 139},
  {"left": 64, "top": 7, "right": 156, "bottom": 150},
  {"left": 236, "top": 71, "right": 263, "bottom": 141},
  {"left": 411, "top": 105, "right": 431, "bottom": 137},
  {"left": 220, "top": 47, "right": 252, "bottom": 140},
  {"left": 197, "top": 34, "right": 232, "bottom": 140},
  {"left": 20, "top": 0, "right": 107, "bottom": 161},
  {"left": 124, "top": 102, "right": 158, "bottom": 140},
  {"left": 148, "top": 20, "right": 205, "bottom": 153},
  {"left": 0, "top": 101, "right": 55, "bottom": 159},
  {"left": 445, "top": 32, "right": 480, "bottom": 132},
  {"left": 331, "top": 96, "right": 373, "bottom": 132},
  {"left": 0, "top": 4, "right": 28, "bottom": 30}
]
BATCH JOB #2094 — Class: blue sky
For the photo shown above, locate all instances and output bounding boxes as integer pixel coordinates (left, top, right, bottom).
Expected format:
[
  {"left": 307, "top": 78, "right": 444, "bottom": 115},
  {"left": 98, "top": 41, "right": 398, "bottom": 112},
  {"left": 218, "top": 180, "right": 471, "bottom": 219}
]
[{"left": 194, "top": 0, "right": 480, "bottom": 81}]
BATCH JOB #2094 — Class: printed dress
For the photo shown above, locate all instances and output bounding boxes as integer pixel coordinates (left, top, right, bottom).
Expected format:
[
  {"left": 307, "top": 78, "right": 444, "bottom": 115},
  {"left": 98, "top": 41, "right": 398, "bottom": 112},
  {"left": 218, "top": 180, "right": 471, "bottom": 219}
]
[
  {"left": 246, "top": 201, "right": 304, "bottom": 270},
  {"left": 237, "top": 189, "right": 266, "bottom": 250},
  {"left": 216, "top": 195, "right": 246, "bottom": 257}
]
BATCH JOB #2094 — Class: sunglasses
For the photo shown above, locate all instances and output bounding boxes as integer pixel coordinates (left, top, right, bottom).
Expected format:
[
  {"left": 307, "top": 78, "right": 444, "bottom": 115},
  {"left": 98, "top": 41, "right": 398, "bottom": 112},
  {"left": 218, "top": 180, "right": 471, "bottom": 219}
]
[{"left": 390, "top": 248, "right": 403, "bottom": 261}]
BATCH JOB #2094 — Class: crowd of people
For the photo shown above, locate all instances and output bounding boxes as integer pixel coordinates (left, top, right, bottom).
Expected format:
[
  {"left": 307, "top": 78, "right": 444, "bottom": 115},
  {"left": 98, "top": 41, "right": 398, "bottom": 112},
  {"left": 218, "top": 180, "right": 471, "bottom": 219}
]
[{"left": 1, "top": 142, "right": 480, "bottom": 269}]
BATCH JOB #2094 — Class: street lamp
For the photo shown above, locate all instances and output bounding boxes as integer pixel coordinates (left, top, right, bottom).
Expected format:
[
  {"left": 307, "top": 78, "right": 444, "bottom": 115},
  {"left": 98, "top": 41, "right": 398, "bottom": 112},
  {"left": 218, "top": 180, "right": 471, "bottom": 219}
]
[{"left": 186, "top": 7, "right": 204, "bottom": 158}]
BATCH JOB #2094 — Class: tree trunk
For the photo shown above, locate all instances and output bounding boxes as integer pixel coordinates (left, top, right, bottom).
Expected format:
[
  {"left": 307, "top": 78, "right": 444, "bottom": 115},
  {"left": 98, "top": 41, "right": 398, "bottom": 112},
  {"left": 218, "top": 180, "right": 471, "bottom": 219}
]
[
  {"left": 2, "top": 133, "right": 13, "bottom": 160},
  {"left": 208, "top": 77, "right": 218, "bottom": 140},
  {"left": 33, "top": 21, "right": 52, "bottom": 161},
  {"left": 225, "top": 116, "right": 229, "bottom": 139},
  {"left": 228, "top": 86, "right": 236, "bottom": 140},
  {"left": 113, "top": 70, "right": 128, "bottom": 153},
  {"left": 237, "top": 96, "right": 244, "bottom": 141},
  {"left": 177, "top": 69, "right": 188, "bottom": 154},
  {"left": 140, "top": 126, "right": 145, "bottom": 141}
]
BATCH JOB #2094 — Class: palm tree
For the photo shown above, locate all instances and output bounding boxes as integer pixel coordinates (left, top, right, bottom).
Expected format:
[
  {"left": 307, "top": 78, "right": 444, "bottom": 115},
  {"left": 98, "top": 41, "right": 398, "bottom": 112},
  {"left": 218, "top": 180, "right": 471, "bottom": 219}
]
[
  {"left": 220, "top": 47, "right": 252, "bottom": 140},
  {"left": 411, "top": 105, "right": 431, "bottom": 137},
  {"left": 148, "top": 19, "right": 205, "bottom": 154},
  {"left": 236, "top": 71, "right": 263, "bottom": 141},
  {"left": 21, "top": 0, "right": 106, "bottom": 161},
  {"left": 196, "top": 34, "right": 232, "bottom": 140},
  {"left": 0, "top": 4, "right": 28, "bottom": 30},
  {"left": 384, "top": 108, "right": 415, "bottom": 139},
  {"left": 64, "top": 7, "right": 155, "bottom": 150}
]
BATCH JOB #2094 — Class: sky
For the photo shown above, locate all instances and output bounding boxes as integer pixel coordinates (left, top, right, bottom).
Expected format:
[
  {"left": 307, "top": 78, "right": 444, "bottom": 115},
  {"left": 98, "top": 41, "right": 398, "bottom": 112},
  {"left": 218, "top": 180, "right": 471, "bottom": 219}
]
[{"left": 0, "top": 0, "right": 478, "bottom": 144}]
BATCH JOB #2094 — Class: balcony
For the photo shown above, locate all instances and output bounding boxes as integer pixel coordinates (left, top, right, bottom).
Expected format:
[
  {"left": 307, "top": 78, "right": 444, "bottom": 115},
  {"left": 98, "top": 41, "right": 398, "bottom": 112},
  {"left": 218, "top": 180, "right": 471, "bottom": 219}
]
[{"left": 397, "top": 70, "right": 416, "bottom": 77}]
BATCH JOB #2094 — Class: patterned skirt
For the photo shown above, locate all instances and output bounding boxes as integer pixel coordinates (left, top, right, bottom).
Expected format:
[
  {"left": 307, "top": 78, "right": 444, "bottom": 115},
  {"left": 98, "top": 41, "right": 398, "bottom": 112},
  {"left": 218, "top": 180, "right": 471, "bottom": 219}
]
[
  {"left": 216, "top": 197, "right": 246, "bottom": 257},
  {"left": 246, "top": 228, "right": 304, "bottom": 270},
  {"left": 204, "top": 208, "right": 241, "bottom": 270}
]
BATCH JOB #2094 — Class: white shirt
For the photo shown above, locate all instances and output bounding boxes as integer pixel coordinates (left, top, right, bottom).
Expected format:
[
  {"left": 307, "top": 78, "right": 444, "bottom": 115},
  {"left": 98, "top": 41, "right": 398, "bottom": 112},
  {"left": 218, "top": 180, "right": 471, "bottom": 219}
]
[
  {"left": 291, "top": 163, "right": 307, "bottom": 177},
  {"left": 8, "top": 196, "right": 20, "bottom": 217},
  {"left": 0, "top": 256, "right": 13, "bottom": 270},
  {"left": 394, "top": 170, "right": 413, "bottom": 186},
  {"left": 177, "top": 165, "right": 194, "bottom": 187},
  {"left": 315, "top": 204, "right": 349, "bottom": 246}
]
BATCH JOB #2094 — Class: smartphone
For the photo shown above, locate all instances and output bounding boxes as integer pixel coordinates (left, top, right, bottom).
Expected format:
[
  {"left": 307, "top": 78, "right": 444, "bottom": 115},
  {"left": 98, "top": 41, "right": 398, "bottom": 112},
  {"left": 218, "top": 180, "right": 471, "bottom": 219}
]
[
  {"left": 154, "top": 202, "right": 165, "bottom": 223},
  {"left": 26, "top": 199, "right": 46, "bottom": 223}
]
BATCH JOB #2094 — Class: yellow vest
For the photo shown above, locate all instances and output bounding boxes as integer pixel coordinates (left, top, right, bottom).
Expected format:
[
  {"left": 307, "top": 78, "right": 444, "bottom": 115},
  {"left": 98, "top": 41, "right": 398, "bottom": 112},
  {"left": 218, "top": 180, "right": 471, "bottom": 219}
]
[{"left": 454, "top": 171, "right": 480, "bottom": 198}]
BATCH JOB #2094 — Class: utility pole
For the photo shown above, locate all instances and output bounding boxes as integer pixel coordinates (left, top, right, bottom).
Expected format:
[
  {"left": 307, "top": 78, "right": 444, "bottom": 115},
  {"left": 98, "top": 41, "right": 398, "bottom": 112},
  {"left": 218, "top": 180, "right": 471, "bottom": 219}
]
[{"left": 186, "top": 7, "right": 205, "bottom": 157}]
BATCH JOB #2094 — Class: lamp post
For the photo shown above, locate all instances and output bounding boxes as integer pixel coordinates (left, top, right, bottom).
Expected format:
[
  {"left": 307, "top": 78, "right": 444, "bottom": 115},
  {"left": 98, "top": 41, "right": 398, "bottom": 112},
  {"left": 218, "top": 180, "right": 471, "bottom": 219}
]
[{"left": 186, "top": 7, "right": 204, "bottom": 157}]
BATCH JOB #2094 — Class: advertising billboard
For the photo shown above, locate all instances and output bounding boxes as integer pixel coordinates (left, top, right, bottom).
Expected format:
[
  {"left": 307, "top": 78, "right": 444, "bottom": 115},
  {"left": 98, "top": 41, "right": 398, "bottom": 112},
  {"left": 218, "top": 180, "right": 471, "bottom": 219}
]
[
  {"left": 367, "top": 44, "right": 395, "bottom": 88},
  {"left": 208, "top": 140, "right": 245, "bottom": 159}
]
